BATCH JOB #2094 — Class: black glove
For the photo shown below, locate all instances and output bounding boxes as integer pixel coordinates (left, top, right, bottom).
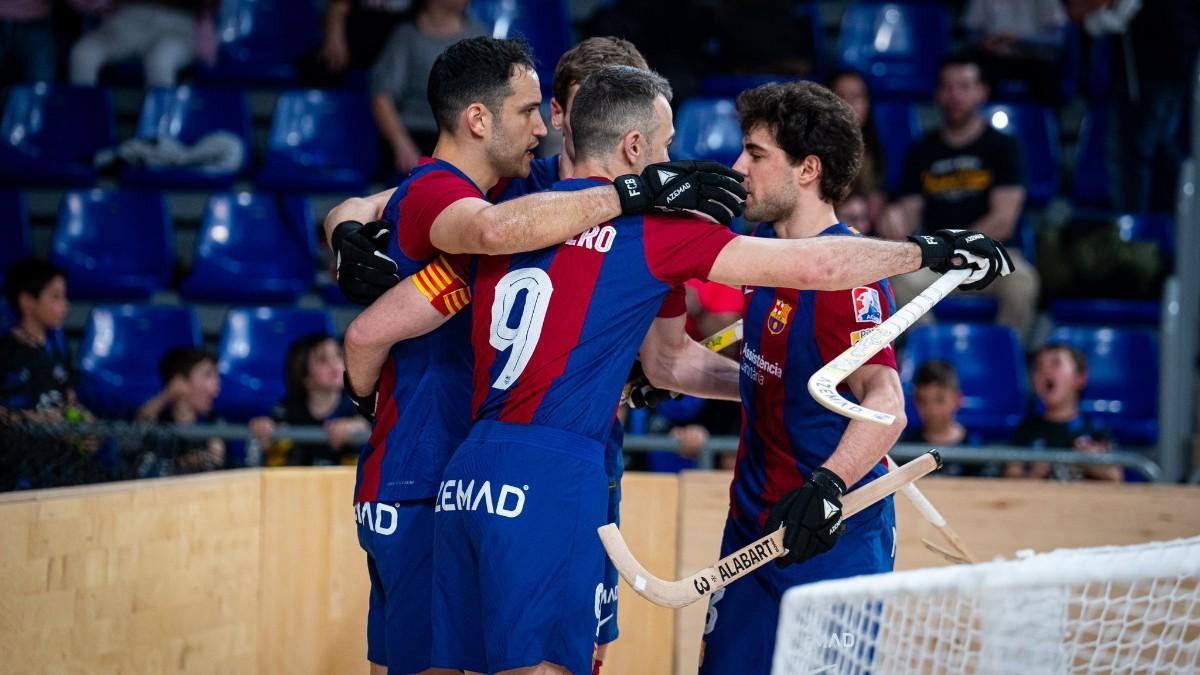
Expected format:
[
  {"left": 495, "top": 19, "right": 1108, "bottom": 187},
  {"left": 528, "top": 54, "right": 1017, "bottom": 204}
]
[
  {"left": 614, "top": 160, "right": 747, "bottom": 226},
  {"left": 764, "top": 467, "right": 848, "bottom": 568},
  {"left": 623, "top": 361, "right": 680, "bottom": 409},
  {"left": 908, "top": 229, "right": 1015, "bottom": 291},
  {"left": 331, "top": 220, "right": 401, "bottom": 305},
  {"left": 343, "top": 371, "right": 378, "bottom": 423}
]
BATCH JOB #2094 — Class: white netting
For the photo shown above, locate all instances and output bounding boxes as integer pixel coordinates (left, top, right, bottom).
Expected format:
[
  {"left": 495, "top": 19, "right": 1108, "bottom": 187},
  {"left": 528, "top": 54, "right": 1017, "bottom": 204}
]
[{"left": 773, "top": 536, "right": 1200, "bottom": 675}]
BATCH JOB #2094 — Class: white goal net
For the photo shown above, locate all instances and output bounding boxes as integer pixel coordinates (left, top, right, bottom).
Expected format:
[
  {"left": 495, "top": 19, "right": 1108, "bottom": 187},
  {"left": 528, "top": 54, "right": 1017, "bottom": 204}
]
[{"left": 773, "top": 536, "right": 1200, "bottom": 674}]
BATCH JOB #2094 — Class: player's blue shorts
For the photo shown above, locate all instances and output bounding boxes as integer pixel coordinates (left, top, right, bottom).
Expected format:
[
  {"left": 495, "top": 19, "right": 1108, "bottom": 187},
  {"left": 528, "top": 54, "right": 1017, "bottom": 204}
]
[
  {"left": 356, "top": 498, "right": 436, "bottom": 672},
  {"left": 597, "top": 422, "right": 624, "bottom": 647},
  {"left": 699, "top": 498, "right": 896, "bottom": 675},
  {"left": 431, "top": 420, "right": 609, "bottom": 674}
]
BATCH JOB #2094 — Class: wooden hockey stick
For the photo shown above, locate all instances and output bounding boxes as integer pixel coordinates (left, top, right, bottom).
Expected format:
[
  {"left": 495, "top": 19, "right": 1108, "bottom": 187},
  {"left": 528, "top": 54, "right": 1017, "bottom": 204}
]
[
  {"left": 599, "top": 450, "right": 942, "bottom": 609},
  {"left": 885, "top": 455, "right": 976, "bottom": 564},
  {"left": 808, "top": 268, "right": 971, "bottom": 425}
]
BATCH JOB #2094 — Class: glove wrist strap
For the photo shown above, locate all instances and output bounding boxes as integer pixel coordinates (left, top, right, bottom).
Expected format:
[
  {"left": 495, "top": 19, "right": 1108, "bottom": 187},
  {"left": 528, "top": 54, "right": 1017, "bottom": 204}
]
[
  {"left": 613, "top": 174, "right": 651, "bottom": 215},
  {"left": 811, "top": 466, "right": 847, "bottom": 497}
]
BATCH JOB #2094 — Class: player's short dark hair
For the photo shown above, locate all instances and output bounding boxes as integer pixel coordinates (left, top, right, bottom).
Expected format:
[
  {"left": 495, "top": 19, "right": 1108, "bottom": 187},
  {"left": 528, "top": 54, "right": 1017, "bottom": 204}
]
[
  {"left": 552, "top": 37, "right": 648, "bottom": 108},
  {"left": 735, "top": 81, "right": 863, "bottom": 204},
  {"left": 4, "top": 257, "right": 66, "bottom": 314},
  {"left": 570, "top": 65, "right": 673, "bottom": 162},
  {"left": 159, "top": 348, "right": 217, "bottom": 386},
  {"left": 284, "top": 332, "right": 333, "bottom": 399},
  {"left": 427, "top": 36, "right": 536, "bottom": 133},
  {"left": 1035, "top": 343, "right": 1089, "bottom": 375},
  {"left": 915, "top": 360, "right": 960, "bottom": 391}
]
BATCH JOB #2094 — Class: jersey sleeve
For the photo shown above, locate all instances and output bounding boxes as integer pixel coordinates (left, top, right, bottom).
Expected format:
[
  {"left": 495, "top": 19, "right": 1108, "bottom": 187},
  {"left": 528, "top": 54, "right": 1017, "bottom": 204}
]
[
  {"left": 411, "top": 254, "right": 471, "bottom": 317},
  {"left": 396, "top": 170, "right": 484, "bottom": 261},
  {"left": 811, "top": 279, "right": 898, "bottom": 371},
  {"left": 657, "top": 284, "right": 687, "bottom": 318},
  {"left": 641, "top": 213, "right": 739, "bottom": 285}
]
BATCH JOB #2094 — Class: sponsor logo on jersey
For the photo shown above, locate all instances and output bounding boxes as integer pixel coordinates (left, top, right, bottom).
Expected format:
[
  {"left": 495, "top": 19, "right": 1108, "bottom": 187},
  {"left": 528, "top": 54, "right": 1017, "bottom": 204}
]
[
  {"left": 741, "top": 345, "right": 783, "bottom": 383},
  {"left": 355, "top": 501, "right": 401, "bottom": 535},
  {"left": 849, "top": 327, "right": 875, "bottom": 345},
  {"left": 767, "top": 298, "right": 793, "bottom": 335},
  {"left": 434, "top": 478, "right": 527, "bottom": 518},
  {"left": 565, "top": 224, "right": 616, "bottom": 253},
  {"left": 852, "top": 286, "right": 882, "bottom": 324}
]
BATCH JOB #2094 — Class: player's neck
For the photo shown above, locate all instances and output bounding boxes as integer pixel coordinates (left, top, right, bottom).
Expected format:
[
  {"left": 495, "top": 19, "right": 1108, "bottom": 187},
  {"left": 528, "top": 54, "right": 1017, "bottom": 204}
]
[
  {"left": 772, "top": 199, "right": 839, "bottom": 240},
  {"left": 431, "top": 137, "right": 502, "bottom": 194},
  {"left": 570, "top": 157, "right": 620, "bottom": 181}
]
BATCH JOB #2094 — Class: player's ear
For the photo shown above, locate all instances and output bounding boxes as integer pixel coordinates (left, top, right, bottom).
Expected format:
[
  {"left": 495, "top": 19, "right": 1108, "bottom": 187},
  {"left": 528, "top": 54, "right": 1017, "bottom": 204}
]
[
  {"left": 549, "top": 97, "right": 565, "bottom": 131},
  {"left": 620, "top": 129, "right": 642, "bottom": 169},
  {"left": 796, "top": 154, "right": 822, "bottom": 188},
  {"left": 463, "top": 102, "right": 490, "bottom": 139}
]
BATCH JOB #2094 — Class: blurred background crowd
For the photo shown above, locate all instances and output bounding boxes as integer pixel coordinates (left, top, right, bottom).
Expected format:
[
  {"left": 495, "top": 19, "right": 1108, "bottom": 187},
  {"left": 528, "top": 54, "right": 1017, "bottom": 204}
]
[{"left": 0, "top": 0, "right": 1196, "bottom": 489}]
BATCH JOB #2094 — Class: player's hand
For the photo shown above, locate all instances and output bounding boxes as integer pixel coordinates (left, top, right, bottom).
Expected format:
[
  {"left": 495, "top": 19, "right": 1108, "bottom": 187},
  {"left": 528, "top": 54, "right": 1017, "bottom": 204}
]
[
  {"left": 343, "top": 371, "right": 378, "bottom": 423},
  {"left": 909, "top": 229, "right": 1014, "bottom": 290},
  {"left": 331, "top": 220, "right": 401, "bottom": 305},
  {"left": 614, "top": 160, "right": 747, "bottom": 226},
  {"left": 763, "top": 467, "right": 848, "bottom": 568},
  {"left": 623, "top": 360, "right": 680, "bottom": 409}
]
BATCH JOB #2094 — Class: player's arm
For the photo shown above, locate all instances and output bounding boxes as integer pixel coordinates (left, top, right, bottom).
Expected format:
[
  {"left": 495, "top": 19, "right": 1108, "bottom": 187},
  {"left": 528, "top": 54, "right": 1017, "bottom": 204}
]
[
  {"left": 322, "top": 188, "right": 396, "bottom": 245},
  {"left": 342, "top": 259, "right": 461, "bottom": 399},
  {"left": 819, "top": 364, "right": 906, "bottom": 486},
  {"left": 637, "top": 314, "right": 740, "bottom": 401},
  {"left": 708, "top": 235, "right": 923, "bottom": 290},
  {"left": 968, "top": 186, "right": 1024, "bottom": 243},
  {"left": 429, "top": 159, "right": 747, "bottom": 255}
]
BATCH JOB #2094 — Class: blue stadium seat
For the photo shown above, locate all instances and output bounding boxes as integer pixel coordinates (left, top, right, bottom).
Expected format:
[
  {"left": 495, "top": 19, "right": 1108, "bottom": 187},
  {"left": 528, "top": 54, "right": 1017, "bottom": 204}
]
[
  {"left": 931, "top": 296, "right": 999, "bottom": 323},
  {"left": 1050, "top": 299, "right": 1160, "bottom": 327},
  {"left": 471, "top": 0, "right": 571, "bottom": 93},
  {"left": 182, "top": 192, "right": 315, "bottom": 303},
  {"left": 215, "top": 307, "right": 335, "bottom": 419},
  {"left": 673, "top": 98, "right": 743, "bottom": 167},
  {"left": 257, "top": 90, "right": 378, "bottom": 192},
  {"left": 77, "top": 304, "right": 202, "bottom": 418},
  {"left": 51, "top": 190, "right": 174, "bottom": 300},
  {"left": 0, "top": 303, "right": 12, "bottom": 333},
  {"left": 198, "top": 0, "right": 320, "bottom": 84},
  {"left": 0, "top": 84, "right": 115, "bottom": 186},
  {"left": 699, "top": 74, "right": 798, "bottom": 99},
  {"left": 0, "top": 191, "right": 31, "bottom": 279},
  {"left": 983, "top": 103, "right": 1061, "bottom": 206},
  {"left": 1071, "top": 102, "right": 1110, "bottom": 209},
  {"left": 872, "top": 99, "right": 921, "bottom": 194},
  {"left": 1117, "top": 212, "right": 1175, "bottom": 265},
  {"left": 837, "top": 2, "right": 950, "bottom": 98},
  {"left": 900, "top": 323, "right": 1028, "bottom": 440},
  {"left": 1048, "top": 326, "right": 1158, "bottom": 445},
  {"left": 122, "top": 87, "right": 253, "bottom": 189}
]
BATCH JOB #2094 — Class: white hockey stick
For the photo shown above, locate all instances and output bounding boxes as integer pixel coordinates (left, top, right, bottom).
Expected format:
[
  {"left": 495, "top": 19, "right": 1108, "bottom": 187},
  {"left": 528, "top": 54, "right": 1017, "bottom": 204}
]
[
  {"left": 598, "top": 450, "right": 942, "bottom": 609},
  {"left": 808, "top": 268, "right": 971, "bottom": 425},
  {"left": 698, "top": 318, "right": 743, "bottom": 352}
]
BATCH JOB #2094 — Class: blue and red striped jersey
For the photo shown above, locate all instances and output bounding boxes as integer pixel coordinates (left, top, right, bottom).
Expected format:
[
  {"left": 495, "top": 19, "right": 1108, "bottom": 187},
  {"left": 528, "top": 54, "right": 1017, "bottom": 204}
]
[
  {"left": 730, "top": 222, "right": 898, "bottom": 531},
  {"left": 356, "top": 157, "right": 559, "bottom": 502},
  {"left": 465, "top": 177, "right": 737, "bottom": 444}
]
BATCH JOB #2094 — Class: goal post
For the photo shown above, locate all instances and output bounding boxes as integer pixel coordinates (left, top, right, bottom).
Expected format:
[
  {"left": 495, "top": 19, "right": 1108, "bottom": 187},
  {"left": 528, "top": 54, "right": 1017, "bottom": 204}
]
[{"left": 773, "top": 536, "right": 1200, "bottom": 674}]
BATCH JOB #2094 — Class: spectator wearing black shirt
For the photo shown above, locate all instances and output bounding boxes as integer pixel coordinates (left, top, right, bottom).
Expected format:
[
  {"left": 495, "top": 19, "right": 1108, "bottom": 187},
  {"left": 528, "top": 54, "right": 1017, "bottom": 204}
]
[
  {"left": 1005, "top": 344, "right": 1121, "bottom": 482},
  {"left": 880, "top": 56, "right": 1041, "bottom": 342},
  {"left": 0, "top": 259, "right": 91, "bottom": 422},
  {"left": 249, "top": 333, "right": 367, "bottom": 466},
  {"left": 137, "top": 348, "right": 225, "bottom": 473}
]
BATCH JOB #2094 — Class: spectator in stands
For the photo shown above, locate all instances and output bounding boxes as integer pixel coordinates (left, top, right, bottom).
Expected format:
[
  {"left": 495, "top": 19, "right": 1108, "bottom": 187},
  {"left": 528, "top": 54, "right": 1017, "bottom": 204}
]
[
  {"left": 0, "top": 259, "right": 93, "bottom": 423},
  {"left": 713, "top": 0, "right": 818, "bottom": 76},
  {"left": 1, "top": 0, "right": 58, "bottom": 83},
  {"left": 880, "top": 55, "right": 1040, "bottom": 342},
  {"left": 1006, "top": 344, "right": 1122, "bottom": 482},
  {"left": 249, "top": 333, "right": 367, "bottom": 466},
  {"left": 299, "top": 0, "right": 412, "bottom": 87},
  {"left": 902, "top": 360, "right": 996, "bottom": 477},
  {"left": 68, "top": 0, "right": 217, "bottom": 87},
  {"left": 371, "top": 0, "right": 486, "bottom": 173},
  {"left": 962, "top": 0, "right": 1068, "bottom": 104},
  {"left": 836, "top": 186, "right": 873, "bottom": 236},
  {"left": 137, "top": 347, "right": 224, "bottom": 473},
  {"left": 831, "top": 70, "right": 887, "bottom": 228}
]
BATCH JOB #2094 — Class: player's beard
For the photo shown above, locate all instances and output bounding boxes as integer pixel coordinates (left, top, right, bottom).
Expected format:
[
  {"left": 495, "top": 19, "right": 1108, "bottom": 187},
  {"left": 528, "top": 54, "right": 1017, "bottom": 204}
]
[
  {"left": 744, "top": 183, "right": 799, "bottom": 224},
  {"left": 486, "top": 122, "right": 531, "bottom": 178}
]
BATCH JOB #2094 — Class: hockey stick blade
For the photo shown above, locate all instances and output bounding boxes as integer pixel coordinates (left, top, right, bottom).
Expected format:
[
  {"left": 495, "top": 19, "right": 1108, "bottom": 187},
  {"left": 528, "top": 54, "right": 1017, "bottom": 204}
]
[
  {"left": 599, "top": 450, "right": 942, "bottom": 609},
  {"left": 807, "top": 268, "right": 971, "bottom": 425}
]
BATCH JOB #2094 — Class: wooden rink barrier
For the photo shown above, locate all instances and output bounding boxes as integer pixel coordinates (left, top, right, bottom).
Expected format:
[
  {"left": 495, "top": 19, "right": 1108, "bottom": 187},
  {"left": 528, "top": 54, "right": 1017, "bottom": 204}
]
[{"left": 2, "top": 469, "right": 1199, "bottom": 674}]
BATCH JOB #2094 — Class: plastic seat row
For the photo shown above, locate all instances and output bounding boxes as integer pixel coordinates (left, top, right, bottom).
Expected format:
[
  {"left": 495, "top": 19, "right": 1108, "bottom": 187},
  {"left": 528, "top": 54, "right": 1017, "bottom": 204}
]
[
  {"left": 76, "top": 304, "right": 334, "bottom": 421},
  {"left": 37, "top": 189, "right": 317, "bottom": 302},
  {"left": 900, "top": 323, "right": 1159, "bottom": 445}
]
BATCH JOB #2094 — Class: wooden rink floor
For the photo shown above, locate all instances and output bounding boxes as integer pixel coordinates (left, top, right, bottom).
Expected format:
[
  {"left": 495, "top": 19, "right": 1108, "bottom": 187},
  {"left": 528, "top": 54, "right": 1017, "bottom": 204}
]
[{"left": 2, "top": 468, "right": 1199, "bottom": 674}]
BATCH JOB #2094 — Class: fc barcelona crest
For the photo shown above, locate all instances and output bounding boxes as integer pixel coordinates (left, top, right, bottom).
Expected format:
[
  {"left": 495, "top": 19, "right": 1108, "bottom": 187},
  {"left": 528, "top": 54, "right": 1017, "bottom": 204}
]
[{"left": 767, "top": 299, "right": 793, "bottom": 335}]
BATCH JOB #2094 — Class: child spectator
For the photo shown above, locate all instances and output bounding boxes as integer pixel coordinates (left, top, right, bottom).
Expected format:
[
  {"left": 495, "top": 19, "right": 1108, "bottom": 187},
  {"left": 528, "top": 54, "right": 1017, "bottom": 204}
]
[
  {"left": 902, "top": 360, "right": 995, "bottom": 476},
  {"left": 138, "top": 347, "right": 224, "bottom": 473},
  {"left": 1006, "top": 344, "right": 1122, "bottom": 481},
  {"left": 0, "top": 259, "right": 92, "bottom": 422},
  {"left": 249, "top": 333, "right": 367, "bottom": 466}
]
